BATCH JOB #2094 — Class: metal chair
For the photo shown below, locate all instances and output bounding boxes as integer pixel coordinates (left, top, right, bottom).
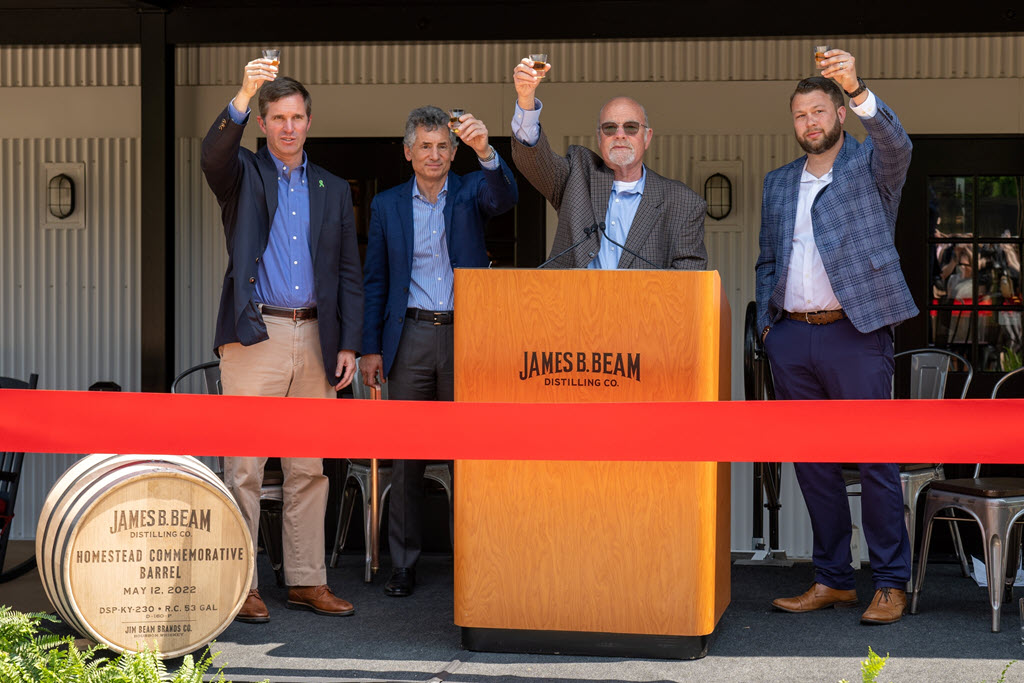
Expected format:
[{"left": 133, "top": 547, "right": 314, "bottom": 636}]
[
  {"left": 0, "top": 373, "right": 38, "bottom": 583},
  {"left": 170, "top": 360, "right": 220, "bottom": 395},
  {"left": 737, "top": 301, "right": 790, "bottom": 566},
  {"left": 331, "top": 358, "right": 453, "bottom": 582},
  {"left": 843, "top": 348, "right": 974, "bottom": 590},
  {"left": 911, "top": 366, "right": 1024, "bottom": 632},
  {"left": 171, "top": 361, "right": 285, "bottom": 586}
]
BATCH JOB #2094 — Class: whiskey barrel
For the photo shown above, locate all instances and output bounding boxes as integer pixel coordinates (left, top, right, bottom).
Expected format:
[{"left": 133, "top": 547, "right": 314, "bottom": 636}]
[{"left": 35, "top": 453, "right": 253, "bottom": 658}]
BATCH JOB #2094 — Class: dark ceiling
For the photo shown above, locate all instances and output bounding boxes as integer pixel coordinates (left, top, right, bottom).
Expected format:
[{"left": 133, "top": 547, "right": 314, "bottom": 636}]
[{"left": 1, "top": 1, "right": 1021, "bottom": 45}]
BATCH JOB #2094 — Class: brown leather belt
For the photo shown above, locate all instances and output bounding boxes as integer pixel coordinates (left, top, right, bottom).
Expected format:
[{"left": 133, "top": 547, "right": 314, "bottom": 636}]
[
  {"left": 786, "top": 309, "right": 846, "bottom": 325},
  {"left": 260, "top": 304, "right": 318, "bottom": 321},
  {"left": 406, "top": 308, "right": 453, "bottom": 325}
]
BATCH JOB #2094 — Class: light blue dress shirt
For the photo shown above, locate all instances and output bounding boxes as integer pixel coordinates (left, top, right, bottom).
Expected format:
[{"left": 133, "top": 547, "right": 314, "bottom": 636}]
[
  {"left": 406, "top": 152, "right": 501, "bottom": 312},
  {"left": 590, "top": 170, "right": 646, "bottom": 270},
  {"left": 228, "top": 101, "right": 315, "bottom": 308},
  {"left": 408, "top": 178, "right": 454, "bottom": 312},
  {"left": 512, "top": 99, "right": 646, "bottom": 269}
]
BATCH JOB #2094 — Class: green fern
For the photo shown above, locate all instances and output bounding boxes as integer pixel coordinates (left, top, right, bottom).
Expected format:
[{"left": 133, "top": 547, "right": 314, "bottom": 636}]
[
  {"left": 0, "top": 605, "right": 258, "bottom": 682},
  {"left": 859, "top": 647, "right": 890, "bottom": 683}
]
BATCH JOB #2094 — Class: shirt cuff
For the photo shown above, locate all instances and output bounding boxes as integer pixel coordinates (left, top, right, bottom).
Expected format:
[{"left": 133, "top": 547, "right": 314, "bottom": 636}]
[
  {"left": 478, "top": 152, "right": 500, "bottom": 171},
  {"left": 849, "top": 90, "right": 877, "bottom": 119},
  {"left": 228, "top": 100, "right": 250, "bottom": 125},
  {"left": 511, "top": 99, "right": 543, "bottom": 146}
]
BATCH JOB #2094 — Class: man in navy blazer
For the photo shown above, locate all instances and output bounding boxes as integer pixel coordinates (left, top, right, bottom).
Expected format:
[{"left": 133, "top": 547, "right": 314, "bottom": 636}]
[
  {"left": 360, "top": 105, "right": 517, "bottom": 596},
  {"left": 756, "top": 49, "right": 918, "bottom": 625},
  {"left": 202, "top": 59, "right": 363, "bottom": 622}
]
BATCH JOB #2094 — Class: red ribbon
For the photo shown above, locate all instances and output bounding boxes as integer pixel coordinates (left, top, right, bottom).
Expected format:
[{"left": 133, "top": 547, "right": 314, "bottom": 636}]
[{"left": 0, "top": 389, "right": 1021, "bottom": 463}]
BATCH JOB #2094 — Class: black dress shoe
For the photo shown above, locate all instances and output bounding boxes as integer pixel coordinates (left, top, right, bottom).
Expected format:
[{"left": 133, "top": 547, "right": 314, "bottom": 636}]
[{"left": 384, "top": 567, "right": 416, "bottom": 597}]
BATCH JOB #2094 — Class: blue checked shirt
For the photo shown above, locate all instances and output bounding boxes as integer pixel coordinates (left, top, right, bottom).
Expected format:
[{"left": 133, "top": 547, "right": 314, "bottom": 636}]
[{"left": 228, "top": 101, "right": 315, "bottom": 308}]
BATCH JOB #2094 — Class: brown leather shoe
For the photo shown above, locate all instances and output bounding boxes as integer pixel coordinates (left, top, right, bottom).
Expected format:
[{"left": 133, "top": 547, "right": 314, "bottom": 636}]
[
  {"left": 861, "top": 587, "right": 906, "bottom": 624},
  {"left": 772, "top": 582, "right": 858, "bottom": 613},
  {"left": 235, "top": 589, "right": 270, "bottom": 623},
  {"left": 286, "top": 584, "right": 355, "bottom": 617}
]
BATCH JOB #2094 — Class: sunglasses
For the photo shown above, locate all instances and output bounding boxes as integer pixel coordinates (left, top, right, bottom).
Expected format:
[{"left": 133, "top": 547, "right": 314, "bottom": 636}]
[{"left": 600, "top": 121, "right": 645, "bottom": 137}]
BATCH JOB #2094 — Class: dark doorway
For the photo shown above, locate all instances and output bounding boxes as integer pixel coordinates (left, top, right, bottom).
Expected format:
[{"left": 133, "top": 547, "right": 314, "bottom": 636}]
[
  {"left": 896, "top": 135, "right": 1024, "bottom": 399},
  {"left": 298, "top": 136, "right": 547, "bottom": 268}
]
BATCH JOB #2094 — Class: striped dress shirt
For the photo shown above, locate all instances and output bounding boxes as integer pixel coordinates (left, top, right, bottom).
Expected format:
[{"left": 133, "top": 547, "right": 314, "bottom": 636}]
[{"left": 407, "top": 178, "right": 454, "bottom": 311}]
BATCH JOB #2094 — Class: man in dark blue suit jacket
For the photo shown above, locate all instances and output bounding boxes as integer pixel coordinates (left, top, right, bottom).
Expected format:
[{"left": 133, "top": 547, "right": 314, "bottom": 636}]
[
  {"left": 757, "top": 49, "right": 917, "bottom": 626},
  {"left": 360, "top": 105, "right": 517, "bottom": 596},
  {"left": 202, "top": 59, "right": 363, "bottom": 622}
]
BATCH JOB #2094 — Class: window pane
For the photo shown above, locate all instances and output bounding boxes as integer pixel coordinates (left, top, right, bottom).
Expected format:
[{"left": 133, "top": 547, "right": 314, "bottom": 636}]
[
  {"left": 929, "top": 176, "right": 973, "bottom": 238},
  {"left": 928, "top": 308, "right": 974, "bottom": 353},
  {"left": 976, "top": 176, "right": 1023, "bottom": 238},
  {"left": 978, "top": 309, "right": 1022, "bottom": 371},
  {"left": 930, "top": 242, "right": 974, "bottom": 304},
  {"left": 977, "top": 243, "right": 1022, "bottom": 306}
]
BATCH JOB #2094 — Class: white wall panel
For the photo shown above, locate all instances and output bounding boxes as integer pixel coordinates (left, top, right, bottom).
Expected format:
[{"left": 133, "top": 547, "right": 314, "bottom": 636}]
[
  {"left": 175, "top": 138, "right": 227, "bottom": 378},
  {"left": 1, "top": 137, "right": 140, "bottom": 541}
]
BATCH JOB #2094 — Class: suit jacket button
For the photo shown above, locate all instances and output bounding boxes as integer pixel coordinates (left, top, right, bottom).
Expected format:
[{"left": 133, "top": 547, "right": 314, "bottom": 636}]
[
  {"left": 248, "top": 277, "right": 255, "bottom": 283},
  {"left": 588, "top": 252, "right": 596, "bottom": 258},
  {"left": 255, "top": 257, "right": 260, "bottom": 263}
]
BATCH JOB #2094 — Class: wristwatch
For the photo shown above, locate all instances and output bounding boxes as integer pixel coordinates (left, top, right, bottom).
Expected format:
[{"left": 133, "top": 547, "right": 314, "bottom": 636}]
[
  {"left": 844, "top": 77, "right": 867, "bottom": 99},
  {"left": 478, "top": 145, "right": 496, "bottom": 163}
]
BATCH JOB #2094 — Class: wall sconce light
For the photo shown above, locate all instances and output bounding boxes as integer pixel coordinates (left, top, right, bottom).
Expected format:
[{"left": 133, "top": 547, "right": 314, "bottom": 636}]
[
  {"left": 47, "top": 173, "right": 76, "bottom": 220},
  {"left": 41, "top": 162, "right": 86, "bottom": 230},
  {"left": 704, "top": 172, "right": 732, "bottom": 220}
]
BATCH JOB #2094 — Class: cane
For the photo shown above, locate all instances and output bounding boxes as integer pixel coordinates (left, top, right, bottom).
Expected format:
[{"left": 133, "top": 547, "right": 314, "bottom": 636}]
[{"left": 369, "top": 383, "right": 381, "bottom": 577}]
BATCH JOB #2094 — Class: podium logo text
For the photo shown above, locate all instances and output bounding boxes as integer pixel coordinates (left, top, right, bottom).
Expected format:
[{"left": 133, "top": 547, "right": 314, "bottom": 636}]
[{"left": 519, "top": 351, "right": 640, "bottom": 386}]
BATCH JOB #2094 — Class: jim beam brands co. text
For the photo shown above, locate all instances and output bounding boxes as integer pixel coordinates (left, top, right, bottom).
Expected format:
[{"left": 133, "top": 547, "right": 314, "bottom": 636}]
[{"left": 519, "top": 350, "right": 640, "bottom": 388}]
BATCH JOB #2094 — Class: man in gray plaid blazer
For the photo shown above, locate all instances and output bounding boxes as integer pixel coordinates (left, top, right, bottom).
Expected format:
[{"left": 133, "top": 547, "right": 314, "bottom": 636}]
[
  {"left": 509, "top": 58, "right": 706, "bottom": 269},
  {"left": 757, "top": 49, "right": 918, "bottom": 626}
]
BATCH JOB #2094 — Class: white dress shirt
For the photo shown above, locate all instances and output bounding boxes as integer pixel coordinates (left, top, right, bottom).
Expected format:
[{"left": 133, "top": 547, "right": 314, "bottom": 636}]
[{"left": 783, "top": 166, "right": 841, "bottom": 313}]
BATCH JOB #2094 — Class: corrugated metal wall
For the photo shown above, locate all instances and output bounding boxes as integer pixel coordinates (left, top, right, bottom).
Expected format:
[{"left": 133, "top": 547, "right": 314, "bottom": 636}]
[
  {"left": 0, "top": 45, "right": 139, "bottom": 87},
  {"left": 1, "top": 137, "right": 140, "bottom": 540},
  {"left": 7, "top": 36, "right": 1020, "bottom": 552},
  {"left": 175, "top": 35, "right": 1024, "bottom": 85}
]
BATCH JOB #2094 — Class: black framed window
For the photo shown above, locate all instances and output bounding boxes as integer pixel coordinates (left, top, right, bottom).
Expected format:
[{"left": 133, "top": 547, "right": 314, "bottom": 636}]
[{"left": 926, "top": 175, "right": 1023, "bottom": 372}]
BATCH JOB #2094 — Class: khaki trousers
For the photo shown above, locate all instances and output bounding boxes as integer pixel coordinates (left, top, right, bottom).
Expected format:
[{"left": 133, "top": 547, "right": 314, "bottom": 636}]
[{"left": 219, "top": 316, "right": 333, "bottom": 589}]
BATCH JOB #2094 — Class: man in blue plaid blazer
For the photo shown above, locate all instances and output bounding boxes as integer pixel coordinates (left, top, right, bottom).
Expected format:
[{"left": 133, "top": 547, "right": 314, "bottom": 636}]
[{"left": 756, "top": 48, "right": 918, "bottom": 626}]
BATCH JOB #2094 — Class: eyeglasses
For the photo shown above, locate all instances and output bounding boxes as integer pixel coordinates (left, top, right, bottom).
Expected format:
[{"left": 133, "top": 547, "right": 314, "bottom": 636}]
[{"left": 600, "top": 121, "right": 645, "bottom": 137}]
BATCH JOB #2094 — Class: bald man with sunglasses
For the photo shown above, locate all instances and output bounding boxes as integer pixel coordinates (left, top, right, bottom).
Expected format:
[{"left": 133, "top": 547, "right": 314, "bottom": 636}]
[{"left": 510, "top": 58, "right": 706, "bottom": 270}]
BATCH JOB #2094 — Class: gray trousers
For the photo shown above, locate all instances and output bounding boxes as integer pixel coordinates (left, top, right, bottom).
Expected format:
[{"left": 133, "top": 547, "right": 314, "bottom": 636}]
[{"left": 387, "top": 317, "right": 454, "bottom": 569}]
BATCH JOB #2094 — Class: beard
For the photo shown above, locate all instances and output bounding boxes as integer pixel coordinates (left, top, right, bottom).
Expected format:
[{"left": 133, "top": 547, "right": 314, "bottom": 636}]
[
  {"left": 797, "top": 116, "right": 843, "bottom": 155},
  {"left": 607, "top": 143, "right": 637, "bottom": 167}
]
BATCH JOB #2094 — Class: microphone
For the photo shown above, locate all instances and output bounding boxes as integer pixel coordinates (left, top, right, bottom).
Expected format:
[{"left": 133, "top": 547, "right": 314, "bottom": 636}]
[
  {"left": 537, "top": 223, "right": 600, "bottom": 269},
  {"left": 598, "top": 222, "right": 659, "bottom": 269}
]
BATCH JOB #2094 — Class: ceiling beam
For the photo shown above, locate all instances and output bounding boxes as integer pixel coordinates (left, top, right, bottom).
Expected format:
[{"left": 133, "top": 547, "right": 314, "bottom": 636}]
[{"left": 1, "top": 2, "right": 1019, "bottom": 46}]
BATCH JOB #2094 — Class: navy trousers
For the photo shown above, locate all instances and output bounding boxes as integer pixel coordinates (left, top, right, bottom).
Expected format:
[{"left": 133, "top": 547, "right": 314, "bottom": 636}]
[{"left": 764, "top": 316, "right": 910, "bottom": 590}]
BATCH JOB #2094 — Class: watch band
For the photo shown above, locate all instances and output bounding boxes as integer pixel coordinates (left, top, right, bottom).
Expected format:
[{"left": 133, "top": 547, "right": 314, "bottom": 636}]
[{"left": 845, "top": 77, "right": 867, "bottom": 99}]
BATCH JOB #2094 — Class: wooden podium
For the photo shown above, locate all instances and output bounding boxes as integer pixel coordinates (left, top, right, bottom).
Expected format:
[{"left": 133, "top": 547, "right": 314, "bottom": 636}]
[{"left": 452, "top": 269, "right": 731, "bottom": 660}]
